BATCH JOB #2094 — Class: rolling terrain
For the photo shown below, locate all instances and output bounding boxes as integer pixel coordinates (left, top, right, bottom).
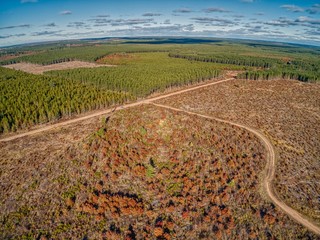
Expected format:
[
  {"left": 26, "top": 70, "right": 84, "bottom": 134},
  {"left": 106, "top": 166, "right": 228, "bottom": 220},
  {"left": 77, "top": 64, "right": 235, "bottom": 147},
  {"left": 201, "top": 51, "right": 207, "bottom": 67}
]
[
  {"left": 0, "top": 38, "right": 319, "bottom": 239},
  {"left": 156, "top": 78, "right": 320, "bottom": 228},
  {"left": 1, "top": 102, "right": 318, "bottom": 239}
]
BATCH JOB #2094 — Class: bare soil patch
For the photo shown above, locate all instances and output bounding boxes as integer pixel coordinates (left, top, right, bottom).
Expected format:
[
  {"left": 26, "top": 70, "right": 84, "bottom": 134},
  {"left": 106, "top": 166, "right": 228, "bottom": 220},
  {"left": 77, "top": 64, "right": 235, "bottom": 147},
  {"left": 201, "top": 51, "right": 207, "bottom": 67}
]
[
  {"left": 3, "top": 61, "right": 114, "bottom": 74},
  {"left": 0, "top": 51, "right": 37, "bottom": 62},
  {"left": 156, "top": 79, "right": 320, "bottom": 224}
]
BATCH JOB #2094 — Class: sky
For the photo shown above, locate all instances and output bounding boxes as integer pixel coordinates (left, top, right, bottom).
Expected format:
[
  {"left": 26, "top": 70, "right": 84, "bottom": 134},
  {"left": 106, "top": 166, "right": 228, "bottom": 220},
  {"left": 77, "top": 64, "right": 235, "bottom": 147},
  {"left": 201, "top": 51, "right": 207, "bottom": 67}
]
[{"left": 0, "top": 0, "right": 320, "bottom": 47}]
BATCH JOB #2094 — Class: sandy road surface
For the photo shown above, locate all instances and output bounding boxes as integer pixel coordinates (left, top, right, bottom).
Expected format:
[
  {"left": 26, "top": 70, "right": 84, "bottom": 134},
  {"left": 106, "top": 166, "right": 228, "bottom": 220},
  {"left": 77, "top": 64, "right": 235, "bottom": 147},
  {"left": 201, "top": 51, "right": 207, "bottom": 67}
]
[
  {"left": 0, "top": 78, "right": 233, "bottom": 142},
  {"left": 1, "top": 76, "right": 319, "bottom": 235},
  {"left": 149, "top": 102, "right": 320, "bottom": 235}
]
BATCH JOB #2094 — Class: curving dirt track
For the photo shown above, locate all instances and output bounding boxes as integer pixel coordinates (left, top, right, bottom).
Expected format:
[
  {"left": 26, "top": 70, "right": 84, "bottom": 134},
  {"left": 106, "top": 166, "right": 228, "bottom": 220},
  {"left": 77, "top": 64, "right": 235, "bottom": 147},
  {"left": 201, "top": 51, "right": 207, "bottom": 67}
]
[
  {"left": 149, "top": 102, "right": 320, "bottom": 235},
  {"left": 1, "top": 76, "right": 319, "bottom": 235}
]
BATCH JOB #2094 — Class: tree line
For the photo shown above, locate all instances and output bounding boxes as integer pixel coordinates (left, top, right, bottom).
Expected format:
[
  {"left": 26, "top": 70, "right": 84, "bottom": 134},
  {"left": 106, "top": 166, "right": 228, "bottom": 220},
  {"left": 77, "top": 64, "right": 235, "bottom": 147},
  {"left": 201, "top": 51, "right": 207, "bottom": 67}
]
[
  {"left": 168, "top": 53, "right": 282, "bottom": 68},
  {"left": 237, "top": 70, "right": 319, "bottom": 82},
  {"left": 0, "top": 44, "right": 178, "bottom": 66},
  {"left": 0, "top": 52, "right": 221, "bottom": 133},
  {"left": 47, "top": 52, "right": 221, "bottom": 97},
  {"left": 0, "top": 67, "right": 133, "bottom": 133},
  {"left": 169, "top": 52, "right": 319, "bottom": 82}
]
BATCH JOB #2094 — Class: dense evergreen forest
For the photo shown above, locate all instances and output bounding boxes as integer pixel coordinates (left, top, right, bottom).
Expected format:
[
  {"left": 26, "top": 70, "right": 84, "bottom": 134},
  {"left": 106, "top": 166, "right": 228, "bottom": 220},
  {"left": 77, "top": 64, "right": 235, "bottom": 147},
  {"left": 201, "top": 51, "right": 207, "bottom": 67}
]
[
  {"left": 47, "top": 52, "right": 221, "bottom": 97},
  {"left": 169, "top": 53, "right": 282, "bottom": 68},
  {"left": 166, "top": 41, "right": 320, "bottom": 82},
  {"left": 0, "top": 51, "right": 221, "bottom": 133},
  {"left": 0, "top": 44, "right": 178, "bottom": 66},
  {"left": 1, "top": 38, "right": 319, "bottom": 133},
  {"left": 237, "top": 69, "right": 319, "bottom": 82},
  {"left": 0, "top": 67, "right": 133, "bottom": 133}
]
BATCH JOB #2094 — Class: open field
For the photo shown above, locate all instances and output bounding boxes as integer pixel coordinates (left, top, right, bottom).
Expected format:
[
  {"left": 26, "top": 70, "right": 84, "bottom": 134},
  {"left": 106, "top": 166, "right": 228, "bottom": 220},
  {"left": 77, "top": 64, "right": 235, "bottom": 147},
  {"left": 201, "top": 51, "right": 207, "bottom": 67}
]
[
  {"left": 1, "top": 39, "right": 318, "bottom": 135},
  {"left": 1, "top": 104, "right": 317, "bottom": 239},
  {"left": 1, "top": 38, "right": 319, "bottom": 238},
  {"left": 156, "top": 79, "right": 320, "bottom": 225},
  {"left": 3, "top": 61, "right": 113, "bottom": 74}
]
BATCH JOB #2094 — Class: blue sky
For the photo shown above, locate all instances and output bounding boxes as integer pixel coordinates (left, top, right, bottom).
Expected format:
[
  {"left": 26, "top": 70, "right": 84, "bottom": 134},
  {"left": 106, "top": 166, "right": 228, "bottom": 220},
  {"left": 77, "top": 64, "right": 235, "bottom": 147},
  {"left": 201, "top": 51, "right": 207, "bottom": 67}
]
[{"left": 0, "top": 0, "right": 319, "bottom": 47}]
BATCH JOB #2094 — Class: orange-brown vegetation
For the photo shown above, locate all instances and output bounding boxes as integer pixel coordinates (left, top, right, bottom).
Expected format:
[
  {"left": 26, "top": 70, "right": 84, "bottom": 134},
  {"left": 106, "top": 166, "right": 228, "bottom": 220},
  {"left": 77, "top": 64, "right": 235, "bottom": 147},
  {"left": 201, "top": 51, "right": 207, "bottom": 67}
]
[
  {"left": 0, "top": 104, "right": 317, "bottom": 239},
  {"left": 156, "top": 79, "right": 320, "bottom": 224}
]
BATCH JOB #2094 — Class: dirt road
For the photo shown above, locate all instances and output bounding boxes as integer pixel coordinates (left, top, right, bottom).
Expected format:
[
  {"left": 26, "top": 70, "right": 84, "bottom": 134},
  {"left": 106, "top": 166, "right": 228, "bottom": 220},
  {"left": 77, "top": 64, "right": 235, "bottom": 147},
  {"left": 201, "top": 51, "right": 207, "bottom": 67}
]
[
  {"left": 1, "top": 76, "right": 319, "bottom": 235},
  {"left": 149, "top": 102, "right": 320, "bottom": 235},
  {"left": 0, "top": 78, "right": 232, "bottom": 142}
]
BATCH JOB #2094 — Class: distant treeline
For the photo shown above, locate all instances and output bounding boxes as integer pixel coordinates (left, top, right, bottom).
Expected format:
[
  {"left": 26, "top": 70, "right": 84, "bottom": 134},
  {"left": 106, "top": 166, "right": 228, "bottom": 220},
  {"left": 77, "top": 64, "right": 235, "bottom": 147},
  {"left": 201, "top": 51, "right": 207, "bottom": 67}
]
[
  {"left": 169, "top": 53, "right": 320, "bottom": 82},
  {"left": 2, "top": 57, "right": 76, "bottom": 66},
  {"left": 237, "top": 70, "right": 319, "bottom": 82},
  {"left": 0, "top": 44, "right": 178, "bottom": 66},
  {"left": 168, "top": 53, "right": 282, "bottom": 68},
  {"left": 237, "top": 59, "right": 319, "bottom": 82}
]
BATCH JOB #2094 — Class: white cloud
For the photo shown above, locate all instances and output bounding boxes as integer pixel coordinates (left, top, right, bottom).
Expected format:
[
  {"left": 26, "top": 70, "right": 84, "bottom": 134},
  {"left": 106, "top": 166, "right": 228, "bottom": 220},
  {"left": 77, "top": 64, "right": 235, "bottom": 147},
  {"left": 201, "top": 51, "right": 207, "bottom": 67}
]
[
  {"left": 0, "top": 24, "right": 31, "bottom": 30},
  {"left": 241, "top": 0, "right": 254, "bottom": 3},
  {"left": 203, "top": 8, "right": 231, "bottom": 13},
  {"left": 142, "top": 13, "right": 162, "bottom": 17},
  {"left": 60, "top": 10, "right": 72, "bottom": 15},
  {"left": 281, "top": 5, "right": 304, "bottom": 13},
  {"left": 306, "top": 4, "right": 320, "bottom": 14},
  {"left": 21, "top": 0, "right": 38, "bottom": 3},
  {"left": 173, "top": 8, "right": 193, "bottom": 13},
  {"left": 296, "top": 16, "right": 320, "bottom": 25}
]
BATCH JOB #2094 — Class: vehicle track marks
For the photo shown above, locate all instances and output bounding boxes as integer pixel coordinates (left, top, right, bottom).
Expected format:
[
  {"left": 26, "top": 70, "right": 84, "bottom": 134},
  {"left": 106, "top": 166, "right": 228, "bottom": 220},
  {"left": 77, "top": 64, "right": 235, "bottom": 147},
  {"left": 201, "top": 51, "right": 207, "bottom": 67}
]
[
  {"left": 149, "top": 102, "right": 320, "bottom": 235},
  {"left": 0, "top": 78, "right": 233, "bottom": 142},
  {"left": 1, "top": 75, "right": 319, "bottom": 235}
]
